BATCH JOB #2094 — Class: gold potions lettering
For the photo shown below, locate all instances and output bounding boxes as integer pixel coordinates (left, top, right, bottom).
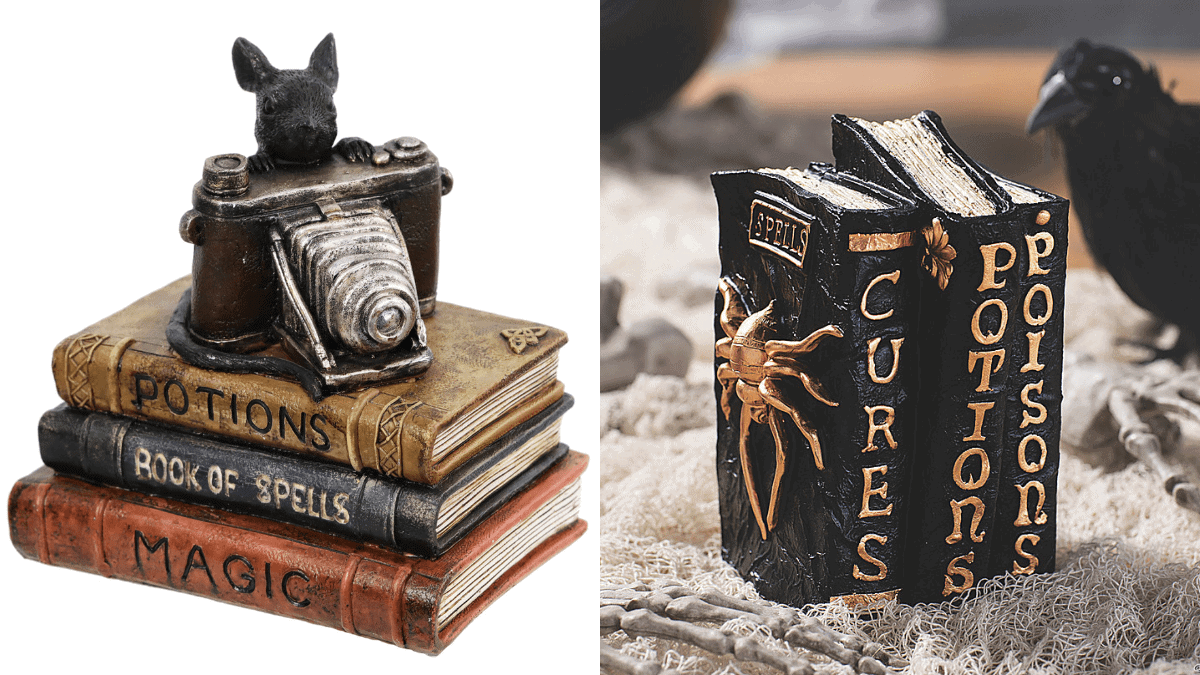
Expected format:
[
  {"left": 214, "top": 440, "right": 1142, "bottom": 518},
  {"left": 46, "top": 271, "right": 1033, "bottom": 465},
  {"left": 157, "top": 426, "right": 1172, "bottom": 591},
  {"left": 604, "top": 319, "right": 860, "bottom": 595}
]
[
  {"left": 978, "top": 242, "right": 1016, "bottom": 291},
  {"left": 971, "top": 298, "right": 1009, "bottom": 345},
  {"left": 946, "top": 496, "right": 986, "bottom": 544},
  {"left": 952, "top": 447, "right": 992, "bottom": 491},
  {"left": 943, "top": 552, "right": 976, "bottom": 596},
  {"left": 963, "top": 401, "right": 995, "bottom": 441},
  {"left": 968, "top": 349, "right": 1006, "bottom": 391}
]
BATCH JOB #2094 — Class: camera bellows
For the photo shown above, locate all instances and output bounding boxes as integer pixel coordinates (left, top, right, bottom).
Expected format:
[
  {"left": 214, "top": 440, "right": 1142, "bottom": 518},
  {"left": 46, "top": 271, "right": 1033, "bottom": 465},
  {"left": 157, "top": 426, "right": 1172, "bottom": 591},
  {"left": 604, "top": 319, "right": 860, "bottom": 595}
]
[{"left": 278, "top": 205, "right": 421, "bottom": 353}]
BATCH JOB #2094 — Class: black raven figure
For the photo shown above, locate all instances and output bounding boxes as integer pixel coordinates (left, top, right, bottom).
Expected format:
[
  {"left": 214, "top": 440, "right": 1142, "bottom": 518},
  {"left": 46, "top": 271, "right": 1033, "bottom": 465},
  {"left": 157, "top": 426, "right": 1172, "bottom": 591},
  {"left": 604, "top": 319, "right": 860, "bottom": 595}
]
[{"left": 1028, "top": 39, "right": 1200, "bottom": 357}]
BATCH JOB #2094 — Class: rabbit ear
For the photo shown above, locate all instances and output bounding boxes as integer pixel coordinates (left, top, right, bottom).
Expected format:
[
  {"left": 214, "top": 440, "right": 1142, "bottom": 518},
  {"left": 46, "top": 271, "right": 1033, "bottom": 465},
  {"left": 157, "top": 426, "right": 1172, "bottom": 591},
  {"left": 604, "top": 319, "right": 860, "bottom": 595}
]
[
  {"left": 308, "top": 33, "right": 339, "bottom": 91},
  {"left": 232, "top": 37, "right": 277, "bottom": 92}
]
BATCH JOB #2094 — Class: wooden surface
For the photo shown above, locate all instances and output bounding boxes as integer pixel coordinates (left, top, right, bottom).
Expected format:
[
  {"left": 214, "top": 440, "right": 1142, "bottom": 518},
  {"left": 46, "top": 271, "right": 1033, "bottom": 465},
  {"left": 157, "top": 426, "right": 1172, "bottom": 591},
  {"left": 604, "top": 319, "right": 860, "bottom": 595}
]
[{"left": 678, "top": 49, "right": 1200, "bottom": 269}]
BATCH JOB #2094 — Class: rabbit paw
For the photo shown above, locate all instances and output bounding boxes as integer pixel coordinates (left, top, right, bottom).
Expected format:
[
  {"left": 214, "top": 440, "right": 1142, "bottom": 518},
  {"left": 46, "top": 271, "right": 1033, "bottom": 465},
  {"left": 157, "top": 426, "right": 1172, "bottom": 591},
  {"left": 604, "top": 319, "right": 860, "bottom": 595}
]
[
  {"left": 247, "top": 152, "right": 275, "bottom": 173},
  {"left": 336, "top": 137, "right": 375, "bottom": 163}
]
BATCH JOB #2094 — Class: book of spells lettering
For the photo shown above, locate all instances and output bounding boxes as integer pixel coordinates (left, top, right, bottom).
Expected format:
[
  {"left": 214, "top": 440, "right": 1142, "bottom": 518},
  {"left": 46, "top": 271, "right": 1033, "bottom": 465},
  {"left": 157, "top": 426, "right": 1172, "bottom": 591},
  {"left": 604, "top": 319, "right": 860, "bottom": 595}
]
[
  {"left": 10, "top": 33, "right": 584, "bottom": 655},
  {"left": 713, "top": 111, "right": 1065, "bottom": 607}
]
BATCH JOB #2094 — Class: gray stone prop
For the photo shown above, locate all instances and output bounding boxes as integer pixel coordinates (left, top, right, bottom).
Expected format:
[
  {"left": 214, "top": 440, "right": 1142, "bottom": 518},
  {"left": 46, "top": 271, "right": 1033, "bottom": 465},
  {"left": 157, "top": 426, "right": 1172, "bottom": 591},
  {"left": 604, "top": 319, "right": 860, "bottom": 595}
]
[{"left": 601, "top": 277, "right": 694, "bottom": 392}]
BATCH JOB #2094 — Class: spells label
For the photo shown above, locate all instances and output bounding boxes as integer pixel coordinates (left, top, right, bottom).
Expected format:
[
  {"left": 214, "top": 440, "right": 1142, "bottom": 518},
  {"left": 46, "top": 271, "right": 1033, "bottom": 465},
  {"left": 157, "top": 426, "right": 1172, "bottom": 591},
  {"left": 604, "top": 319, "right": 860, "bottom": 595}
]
[{"left": 749, "top": 198, "right": 811, "bottom": 269}]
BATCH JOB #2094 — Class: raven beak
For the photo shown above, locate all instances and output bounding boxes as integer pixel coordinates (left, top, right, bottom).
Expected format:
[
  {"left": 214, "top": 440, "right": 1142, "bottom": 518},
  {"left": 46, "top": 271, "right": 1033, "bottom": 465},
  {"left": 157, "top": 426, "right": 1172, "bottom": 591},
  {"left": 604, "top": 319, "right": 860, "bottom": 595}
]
[{"left": 1027, "top": 71, "right": 1090, "bottom": 133}]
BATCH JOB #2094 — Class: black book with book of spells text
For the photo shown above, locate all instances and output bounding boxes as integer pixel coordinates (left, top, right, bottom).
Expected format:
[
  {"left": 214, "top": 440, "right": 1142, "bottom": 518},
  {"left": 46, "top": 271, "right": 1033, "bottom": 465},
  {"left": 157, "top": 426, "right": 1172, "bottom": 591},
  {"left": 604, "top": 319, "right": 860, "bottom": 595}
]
[{"left": 39, "top": 394, "right": 573, "bottom": 558}]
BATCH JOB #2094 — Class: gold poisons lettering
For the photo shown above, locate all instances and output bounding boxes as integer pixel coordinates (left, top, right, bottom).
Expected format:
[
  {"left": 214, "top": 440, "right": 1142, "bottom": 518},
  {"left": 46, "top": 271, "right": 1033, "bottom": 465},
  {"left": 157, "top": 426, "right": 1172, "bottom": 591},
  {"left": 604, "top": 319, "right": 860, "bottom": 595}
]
[{"left": 749, "top": 199, "right": 810, "bottom": 269}]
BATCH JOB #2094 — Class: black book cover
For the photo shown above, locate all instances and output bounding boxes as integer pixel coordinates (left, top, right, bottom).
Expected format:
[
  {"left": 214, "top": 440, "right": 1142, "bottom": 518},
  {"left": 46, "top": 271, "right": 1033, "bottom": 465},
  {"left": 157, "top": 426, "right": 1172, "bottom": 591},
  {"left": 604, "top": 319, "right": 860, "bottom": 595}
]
[
  {"left": 986, "top": 174, "right": 1068, "bottom": 580},
  {"left": 831, "top": 111, "right": 1066, "bottom": 602},
  {"left": 38, "top": 394, "right": 573, "bottom": 558},
  {"left": 711, "top": 165, "right": 921, "bottom": 606}
]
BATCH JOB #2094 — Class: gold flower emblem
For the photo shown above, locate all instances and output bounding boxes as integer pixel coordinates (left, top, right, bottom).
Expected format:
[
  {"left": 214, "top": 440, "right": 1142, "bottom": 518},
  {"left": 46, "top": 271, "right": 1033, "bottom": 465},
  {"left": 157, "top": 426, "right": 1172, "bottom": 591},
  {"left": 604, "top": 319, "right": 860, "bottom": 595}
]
[
  {"left": 922, "top": 218, "right": 956, "bottom": 290},
  {"left": 501, "top": 326, "right": 548, "bottom": 354}
]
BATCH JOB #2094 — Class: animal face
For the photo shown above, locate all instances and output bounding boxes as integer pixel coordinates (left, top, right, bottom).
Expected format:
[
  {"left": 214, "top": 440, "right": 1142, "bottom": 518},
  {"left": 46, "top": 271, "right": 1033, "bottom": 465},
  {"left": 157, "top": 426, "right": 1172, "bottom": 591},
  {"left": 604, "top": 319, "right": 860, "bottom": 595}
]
[
  {"left": 233, "top": 34, "right": 341, "bottom": 165},
  {"left": 1027, "top": 39, "right": 1155, "bottom": 132}
]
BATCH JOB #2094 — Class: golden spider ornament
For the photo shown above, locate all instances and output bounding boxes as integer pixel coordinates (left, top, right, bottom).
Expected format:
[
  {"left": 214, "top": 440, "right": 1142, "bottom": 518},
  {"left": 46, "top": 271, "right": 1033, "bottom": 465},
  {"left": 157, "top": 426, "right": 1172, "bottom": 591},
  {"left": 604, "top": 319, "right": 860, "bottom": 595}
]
[{"left": 715, "top": 277, "right": 843, "bottom": 540}]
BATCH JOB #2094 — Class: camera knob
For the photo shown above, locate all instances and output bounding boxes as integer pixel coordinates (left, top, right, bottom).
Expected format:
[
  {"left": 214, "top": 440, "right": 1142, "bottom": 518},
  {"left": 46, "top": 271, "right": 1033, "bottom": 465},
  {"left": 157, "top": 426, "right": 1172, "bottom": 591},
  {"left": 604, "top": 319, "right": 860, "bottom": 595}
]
[{"left": 202, "top": 154, "right": 250, "bottom": 197}]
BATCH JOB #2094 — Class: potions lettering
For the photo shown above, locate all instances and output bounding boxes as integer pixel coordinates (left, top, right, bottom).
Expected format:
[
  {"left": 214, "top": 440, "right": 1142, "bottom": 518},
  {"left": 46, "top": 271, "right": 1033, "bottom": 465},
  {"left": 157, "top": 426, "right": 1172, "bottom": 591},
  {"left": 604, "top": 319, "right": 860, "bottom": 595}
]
[{"left": 129, "top": 374, "right": 332, "bottom": 452}]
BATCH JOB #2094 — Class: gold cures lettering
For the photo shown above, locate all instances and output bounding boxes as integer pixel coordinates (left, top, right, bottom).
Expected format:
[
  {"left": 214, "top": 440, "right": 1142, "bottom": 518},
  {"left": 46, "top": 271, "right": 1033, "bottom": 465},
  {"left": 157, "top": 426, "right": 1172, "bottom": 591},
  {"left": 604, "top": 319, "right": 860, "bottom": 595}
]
[
  {"left": 859, "top": 466, "right": 894, "bottom": 518},
  {"left": 978, "top": 242, "right": 1016, "bottom": 291},
  {"left": 1013, "top": 481, "right": 1048, "bottom": 526},
  {"left": 1013, "top": 534, "right": 1041, "bottom": 574},
  {"left": 749, "top": 199, "right": 811, "bottom": 269},
  {"left": 254, "top": 474, "right": 351, "bottom": 525},
  {"left": 943, "top": 551, "right": 976, "bottom": 596},
  {"left": 862, "top": 406, "right": 898, "bottom": 452},
  {"left": 968, "top": 349, "right": 1006, "bottom": 392},
  {"left": 946, "top": 496, "right": 987, "bottom": 544},
  {"left": 853, "top": 534, "right": 889, "bottom": 581},
  {"left": 866, "top": 337, "right": 904, "bottom": 384},
  {"left": 861, "top": 270, "right": 900, "bottom": 321},
  {"left": 971, "top": 298, "right": 1009, "bottom": 346}
]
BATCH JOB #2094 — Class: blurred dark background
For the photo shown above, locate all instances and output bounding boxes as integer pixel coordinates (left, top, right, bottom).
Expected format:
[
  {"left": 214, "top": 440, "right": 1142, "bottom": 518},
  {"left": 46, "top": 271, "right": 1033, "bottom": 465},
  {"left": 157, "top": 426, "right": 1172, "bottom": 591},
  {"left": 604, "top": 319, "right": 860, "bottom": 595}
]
[{"left": 601, "top": 0, "right": 1200, "bottom": 270}]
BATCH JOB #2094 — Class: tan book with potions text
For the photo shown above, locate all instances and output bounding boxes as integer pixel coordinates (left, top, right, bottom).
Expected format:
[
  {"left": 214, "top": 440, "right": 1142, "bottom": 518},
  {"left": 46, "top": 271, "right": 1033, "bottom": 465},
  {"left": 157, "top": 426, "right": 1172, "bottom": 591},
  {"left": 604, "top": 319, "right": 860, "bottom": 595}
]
[{"left": 52, "top": 278, "right": 567, "bottom": 484}]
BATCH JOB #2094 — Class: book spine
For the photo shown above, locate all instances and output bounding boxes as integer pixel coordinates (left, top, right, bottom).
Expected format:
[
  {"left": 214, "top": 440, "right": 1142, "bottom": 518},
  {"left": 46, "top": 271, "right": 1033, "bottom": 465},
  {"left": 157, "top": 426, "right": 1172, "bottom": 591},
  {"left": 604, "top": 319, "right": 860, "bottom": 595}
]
[
  {"left": 37, "top": 406, "right": 437, "bottom": 554},
  {"left": 51, "top": 334, "right": 412, "bottom": 476},
  {"left": 831, "top": 117, "right": 1022, "bottom": 602},
  {"left": 8, "top": 468, "right": 427, "bottom": 650},
  {"left": 900, "top": 213, "right": 1022, "bottom": 603},
  {"left": 990, "top": 200, "right": 1068, "bottom": 579},
  {"left": 816, "top": 204, "right": 922, "bottom": 604},
  {"left": 52, "top": 332, "right": 563, "bottom": 484},
  {"left": 712, "top": 171, "right": 824, "bottom": 606},
  {"left": 38, "top": 404, "right": 572, "bottom": 557}
]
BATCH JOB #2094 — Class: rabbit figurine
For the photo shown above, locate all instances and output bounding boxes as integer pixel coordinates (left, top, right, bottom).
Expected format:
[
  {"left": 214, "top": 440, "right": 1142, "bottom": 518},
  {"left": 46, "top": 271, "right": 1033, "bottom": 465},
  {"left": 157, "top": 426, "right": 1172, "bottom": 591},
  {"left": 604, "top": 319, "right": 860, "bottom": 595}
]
[{"left": 232, "top": 33, "right": 375, "bottom": 172}]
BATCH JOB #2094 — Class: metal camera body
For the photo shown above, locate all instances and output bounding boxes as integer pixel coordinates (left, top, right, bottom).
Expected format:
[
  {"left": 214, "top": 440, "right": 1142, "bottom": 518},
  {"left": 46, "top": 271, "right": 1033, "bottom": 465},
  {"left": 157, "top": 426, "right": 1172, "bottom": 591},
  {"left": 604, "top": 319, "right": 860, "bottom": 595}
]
[{"left": 178, "top": 137, "right": 453, "bottom": 394}]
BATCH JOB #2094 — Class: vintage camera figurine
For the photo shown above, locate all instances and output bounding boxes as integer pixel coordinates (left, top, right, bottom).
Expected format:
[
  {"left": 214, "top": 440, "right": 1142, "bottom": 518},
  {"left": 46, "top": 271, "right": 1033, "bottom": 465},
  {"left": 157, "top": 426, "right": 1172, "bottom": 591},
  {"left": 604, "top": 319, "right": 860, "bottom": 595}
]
[
  {"left": 168, "top": 34, "right": 452, "bottom": 399},
  {"left": 173, "top": 140, "right": 452, "bottom": 398}
]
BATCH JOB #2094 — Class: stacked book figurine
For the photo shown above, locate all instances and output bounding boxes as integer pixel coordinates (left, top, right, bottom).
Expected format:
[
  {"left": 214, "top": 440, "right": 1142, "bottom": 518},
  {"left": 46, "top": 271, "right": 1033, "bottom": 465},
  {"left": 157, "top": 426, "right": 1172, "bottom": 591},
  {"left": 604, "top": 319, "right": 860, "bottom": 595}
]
[
  {"left": 713, "top": 111, "right": 1065, "bottom": 607},
  {"left": 8, "top": 35, "right": 585, "bottom": 656}
]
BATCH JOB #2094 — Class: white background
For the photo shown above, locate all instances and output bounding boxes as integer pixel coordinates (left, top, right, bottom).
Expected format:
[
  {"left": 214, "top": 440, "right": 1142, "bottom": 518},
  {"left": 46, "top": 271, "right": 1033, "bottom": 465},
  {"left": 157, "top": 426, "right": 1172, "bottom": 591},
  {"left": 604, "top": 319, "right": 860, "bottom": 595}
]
[{"left": 0, "top": 2, "right": 598, "bottom": 671}]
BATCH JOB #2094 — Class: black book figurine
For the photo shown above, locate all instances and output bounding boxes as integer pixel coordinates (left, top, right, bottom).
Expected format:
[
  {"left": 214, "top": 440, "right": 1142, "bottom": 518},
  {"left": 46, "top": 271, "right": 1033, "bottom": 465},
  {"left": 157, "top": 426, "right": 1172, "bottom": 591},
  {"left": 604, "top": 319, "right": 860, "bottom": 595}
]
[
  {"left": 832, "top": 112, "right": 1067, "bottom": 603},
  {"left": 712, "top": 164, "right": 921, "bottom": 607},
  {"left": 712, "top": 111, "right": 1067, "bottom": 606}
]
